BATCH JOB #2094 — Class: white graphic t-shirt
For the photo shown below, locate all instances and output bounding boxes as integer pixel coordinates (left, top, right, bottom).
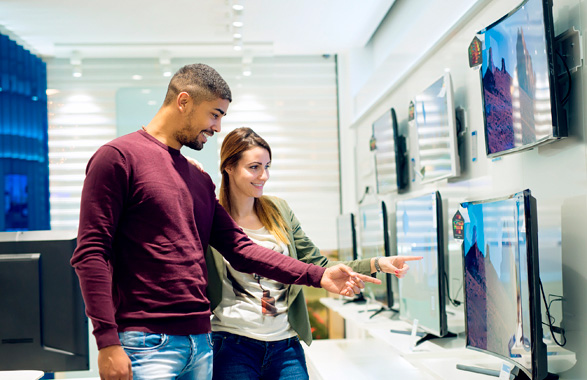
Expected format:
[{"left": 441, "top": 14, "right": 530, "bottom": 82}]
[{"left": 211, "top": 226, "right": 297, "bottom": 341}]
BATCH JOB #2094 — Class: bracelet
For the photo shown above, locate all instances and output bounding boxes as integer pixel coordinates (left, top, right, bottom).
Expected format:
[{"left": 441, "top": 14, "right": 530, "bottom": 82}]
[{"left": 374, "top": 256, "right": 382, "bottom": 273}]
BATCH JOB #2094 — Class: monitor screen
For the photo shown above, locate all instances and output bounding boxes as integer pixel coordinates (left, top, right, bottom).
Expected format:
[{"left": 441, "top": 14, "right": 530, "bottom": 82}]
[
  {"left": 396, "top": 191, "right": 447, "bottom": 337},
  {"left": 337, "top": 213, "right": 357, "bottom": 262},
  {"left": 480, "top": 0, "right": 566, "bottom": 157},
  {"left": 413, "top": 73, "right": 460, "bottom": 183},
  {"left": 372, "top": 108, "right": 408, "bottom": 194},
  {"left": 0, "top": 230, "right": 89, "bottom": 372},
  {"left": 462, "top": 190, "right": 547, "bottom": 379},
  {"left": 359, "top": 201, "right": 393, "bottom": 308}
]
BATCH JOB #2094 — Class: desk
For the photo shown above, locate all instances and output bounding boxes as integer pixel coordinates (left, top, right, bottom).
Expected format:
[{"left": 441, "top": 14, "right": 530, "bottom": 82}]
[
  {"left": 0, "top": 371, "right": 44, "bottom": 380},
  {"left": 307, "top": 298, "right": 576, "bottom": 380}
]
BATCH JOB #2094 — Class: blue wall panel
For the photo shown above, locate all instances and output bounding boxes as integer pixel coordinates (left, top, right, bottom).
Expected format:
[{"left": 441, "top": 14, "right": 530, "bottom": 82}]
[{"left": 0, "top": 33, "right": 50, "bottom": 231}]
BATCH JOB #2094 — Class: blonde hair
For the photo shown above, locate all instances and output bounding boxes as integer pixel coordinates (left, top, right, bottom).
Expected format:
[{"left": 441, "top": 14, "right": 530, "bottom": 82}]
[{"left": 219, "top": 127, "right": 289, "bottom": 244}]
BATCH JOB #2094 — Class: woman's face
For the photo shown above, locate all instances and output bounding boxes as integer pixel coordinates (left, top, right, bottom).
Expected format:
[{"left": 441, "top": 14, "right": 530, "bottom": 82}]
[{"left": 227, "top": 146, "right": 271, "bottom": 199}]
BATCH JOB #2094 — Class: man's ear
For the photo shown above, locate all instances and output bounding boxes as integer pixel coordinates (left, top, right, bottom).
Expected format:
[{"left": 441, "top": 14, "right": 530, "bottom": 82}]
[{"left": 177, "top": 92, "right": 190, "bottom": 112}]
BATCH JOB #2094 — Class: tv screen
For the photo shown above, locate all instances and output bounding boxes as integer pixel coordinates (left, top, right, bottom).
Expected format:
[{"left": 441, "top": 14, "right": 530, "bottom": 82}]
[
  {"left": 336, "top": 213, "right": 357, "bottom": 262},
  {"left": 396, "top": 191, "right": 447, "bottom": 337},
  {"left": 372, "top": 108, "right": 408, "bottom": 194},
  {"left": 358, "top": 201, "right": 393, "bottom": 308},
  {"left": 413, "top": 73, "right": 460, "bottom": 183},
  {"left": 480, "top": 0, "right": 567, "bottom": 157},
  {"left": 0, "top": 230, "right": 89, "bottom": 372},
  {"left": 461, "top": 190, "right": 547, "bottom": 379}
]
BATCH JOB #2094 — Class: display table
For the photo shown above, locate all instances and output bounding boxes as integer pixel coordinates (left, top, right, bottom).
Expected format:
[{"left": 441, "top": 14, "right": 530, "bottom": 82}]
[
  {"left": 305, "top": 297, "right": 576, "bottom": 380},
  {"left": 0, "top": 371, "right": 44, "bottom": 380}
]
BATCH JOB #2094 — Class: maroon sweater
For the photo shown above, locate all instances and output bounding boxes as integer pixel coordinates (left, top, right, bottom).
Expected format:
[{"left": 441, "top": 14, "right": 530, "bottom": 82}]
[{"left": 71, "top": 130, "right": 325, "bottom": 349}]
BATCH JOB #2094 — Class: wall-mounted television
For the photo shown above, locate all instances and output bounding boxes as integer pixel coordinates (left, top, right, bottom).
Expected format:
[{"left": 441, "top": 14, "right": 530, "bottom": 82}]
[
  {"left": 396, "top": 191, "right": 448, "bottom": 340},
  {"left": 461, "top": 190, "right": 548, "bottom": 379},
  {"left": 413, "top": 73, "right": 460, "bottom": 183},
  {"left": 372, "top": 108, "right": 408, "bottom": 194},
  {"left": 337, "top": 213, "right": 357, "bottom": 262},
  {"left": 0, "top": 230, "right": 89, "bottom": 372},
  {"left": 359, "top": 201, "right": 394, "bottom": 315},
  {"left": 479, "top": 0, "right": 567, "bottom": 157}
]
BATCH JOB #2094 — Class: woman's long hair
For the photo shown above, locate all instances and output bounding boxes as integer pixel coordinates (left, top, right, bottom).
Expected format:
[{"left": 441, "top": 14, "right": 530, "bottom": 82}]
[{"left": 219, "top": 127, "right": 290, "bottom": 244}]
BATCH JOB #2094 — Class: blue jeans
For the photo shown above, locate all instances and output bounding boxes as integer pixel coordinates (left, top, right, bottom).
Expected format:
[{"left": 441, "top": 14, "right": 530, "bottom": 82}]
[
  {"left": 119, "top": 331, "right": 213, "bottom": 380},
  {"left": 211, "top": 332, "right": 308, "bottom": 380}
]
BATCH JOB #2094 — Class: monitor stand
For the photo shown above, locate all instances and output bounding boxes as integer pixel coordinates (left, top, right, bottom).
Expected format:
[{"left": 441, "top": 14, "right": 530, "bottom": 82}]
[
  {"left": 456, "top": 363, "right": 559, "bottom": 380},
  {"left": 369, "top": 306, "right": 398, "bottom": 319},
  {"left": 388, "top": 329, "right": 456, "bottom": 346},
  {"left": 414, "top": 331, "right": 457, "bottom": 346},
  {"left": 343, "top": 292, "right": 367, "bottom": 304}
]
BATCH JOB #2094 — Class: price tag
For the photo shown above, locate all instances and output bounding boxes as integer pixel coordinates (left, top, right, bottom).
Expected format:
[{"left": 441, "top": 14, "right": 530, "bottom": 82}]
[
  {"left": 499, "top": 363, "right": 514, "bottom": 380},
  {"left": 409, "top": 318, "right": 420, "bottom": 351}
]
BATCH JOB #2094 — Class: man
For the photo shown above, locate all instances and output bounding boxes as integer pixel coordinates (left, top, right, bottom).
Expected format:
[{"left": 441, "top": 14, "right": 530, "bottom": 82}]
[{"left": 71, "top": 64, "right": 378, "bottom": 380}]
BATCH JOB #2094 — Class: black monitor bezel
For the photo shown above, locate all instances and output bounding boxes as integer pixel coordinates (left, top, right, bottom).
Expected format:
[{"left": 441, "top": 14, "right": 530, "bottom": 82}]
[
  {"left": 359, "top": 200, "right": 394, "bottom": 308},
  {"left": 461, "top": 190, "right": 547, "bottom": 379},
  {"left": 396, "top": 191, "right": 448, "bottom": 337},
  {"left": 479, "top": 0, "right": 567, "bottom": 158},
  {"left": 0, "top": 230, "right": 89, "bottom": 372},
  {"left": 336, "top": 213, "right": 358, "bottom": 262}
]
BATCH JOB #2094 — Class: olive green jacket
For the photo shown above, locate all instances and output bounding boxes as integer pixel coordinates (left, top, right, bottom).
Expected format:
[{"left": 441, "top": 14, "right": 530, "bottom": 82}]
[{"left": 205, "top": 195, "right": 372, "bottom": 346}]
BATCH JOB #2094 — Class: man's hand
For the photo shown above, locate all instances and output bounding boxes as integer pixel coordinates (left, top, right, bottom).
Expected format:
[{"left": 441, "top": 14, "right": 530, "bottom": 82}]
[
  {"left": 98, "top": 344, "right": 132, "bottom": 380},
  {"left": 378, "top": 255, "right": 423, "bottom": 278},
  {"left": 321, "top": 263, "right": 381, "bottom": 297}
]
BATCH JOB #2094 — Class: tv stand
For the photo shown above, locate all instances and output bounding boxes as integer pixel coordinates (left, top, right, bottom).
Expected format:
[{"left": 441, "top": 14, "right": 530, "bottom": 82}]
[
  {"left": 414, "top": 331, "right": 457, "bottom": 346},
  {"left": 388, "top": 329, "right": 457, "bottom": 346},
  {"left": 343, "top": 293, "right": 367, "bottom": 305},
  {"left": 369, "top": 306, "right": 398, "bottom": 319},
  {"left": 456, "top": 363, "right": 559, "bottom": 380}
]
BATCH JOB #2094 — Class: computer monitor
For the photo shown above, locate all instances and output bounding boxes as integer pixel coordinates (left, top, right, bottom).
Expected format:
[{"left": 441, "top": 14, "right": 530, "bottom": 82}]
[
  {"left": 372, "top": 108, "right": 408, "bottom": 194},
  {"left": 0, "top": 230, "right": 89, "bottom": 372},
  {"left": 337, "top": 213, "right": 357, "bottom": 262},
  {"left": 358, "top": 201, "right": 394, "bottom": 312},
  {"left": 413, "top": 72, "right": 460, "bottom": 183},
  {"left": 479, "top": 0, "right": 567, "bottom": 157},
  {"left": 461, "top": 190, "right": 548, "bottom": 379},
  {"left": 396, "top": 191, "right": 448, "bottom": 339}
]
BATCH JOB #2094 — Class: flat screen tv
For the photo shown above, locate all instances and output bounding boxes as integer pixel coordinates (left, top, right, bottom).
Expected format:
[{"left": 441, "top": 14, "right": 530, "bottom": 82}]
[
  {"left": 337, "top": 213, "right": 357, "bottom": 262},
  {"left": 0, "top": 230, "right": 89, "bottom": 372},
  {"left": 358, "top": 201, "right": 394, "bottom": 313},
  {"left": 479, "top": 0, "right": 567, "bottom": 157},
  {"left": 413, "top": 73, "right": 460, "bottom": 183},
  {"left": 461, "top": 190, "right": 548, "bottom": 379},
  {"left": 396, "top": 191, "right": 448, "bottom": 339},
  {"left": 372, "top": 108, "right": 408, "bottom": 194}
]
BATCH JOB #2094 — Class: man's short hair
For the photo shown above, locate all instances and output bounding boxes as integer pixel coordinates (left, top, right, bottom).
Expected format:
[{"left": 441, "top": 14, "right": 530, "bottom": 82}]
[{"left": 163, "top": 63, "right": 232, "bottom": 105}]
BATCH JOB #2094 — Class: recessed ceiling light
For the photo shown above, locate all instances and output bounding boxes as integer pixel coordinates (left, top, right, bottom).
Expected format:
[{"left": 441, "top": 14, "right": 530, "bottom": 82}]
[{"left": 132, "top": 75, "right": 143, "bottom": 80}]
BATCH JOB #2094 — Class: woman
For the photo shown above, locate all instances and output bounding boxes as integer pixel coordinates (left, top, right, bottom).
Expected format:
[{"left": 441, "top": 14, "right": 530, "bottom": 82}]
[{"left": 206, "top": 127, "right": 421, "bottom": 380}]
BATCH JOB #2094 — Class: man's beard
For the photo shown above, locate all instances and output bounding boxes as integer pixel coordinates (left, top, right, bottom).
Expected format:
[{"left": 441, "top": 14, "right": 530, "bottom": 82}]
[{"left": 175, "top": 127, "right": 204, "bottom": 151}]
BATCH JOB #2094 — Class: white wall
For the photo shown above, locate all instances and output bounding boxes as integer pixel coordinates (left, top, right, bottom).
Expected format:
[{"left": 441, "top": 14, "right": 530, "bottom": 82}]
[{"left": 338, "top": 0, "right": 585, "bottom": 378}]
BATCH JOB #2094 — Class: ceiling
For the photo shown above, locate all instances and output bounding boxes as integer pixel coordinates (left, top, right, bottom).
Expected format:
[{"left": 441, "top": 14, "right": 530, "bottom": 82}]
[{"left": 0, "top": 0, "right": 395, "bottom": 60}]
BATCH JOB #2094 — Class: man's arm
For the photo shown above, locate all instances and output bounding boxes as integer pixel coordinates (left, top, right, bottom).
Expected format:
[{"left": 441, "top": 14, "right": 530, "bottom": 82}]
[
  {"left": 70, "top": 146, "right": 127, "bottom": 349},
  {"left": 70, "top": 146, "right": 133, "bottom": 380},
  {"left": 209, "top": 200, "right": 379, "bottom": 293}
]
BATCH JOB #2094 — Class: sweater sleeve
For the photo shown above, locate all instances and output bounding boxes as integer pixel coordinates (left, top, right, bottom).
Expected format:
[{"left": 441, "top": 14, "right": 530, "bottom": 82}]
[
  {"left": 208, "top": 199, "right": 325, "bottom": 287},
  {"left": 70, "top": 146, "right": 127, "bottom": 349},
  {"left": 277, "top": 197, "right": 372, "bottom": 275}
]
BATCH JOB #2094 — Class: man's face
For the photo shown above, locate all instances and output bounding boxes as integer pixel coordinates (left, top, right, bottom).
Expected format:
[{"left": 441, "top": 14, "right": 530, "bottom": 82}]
[{"left": 175, "top": 97, "right": 230, "bottom": 151}]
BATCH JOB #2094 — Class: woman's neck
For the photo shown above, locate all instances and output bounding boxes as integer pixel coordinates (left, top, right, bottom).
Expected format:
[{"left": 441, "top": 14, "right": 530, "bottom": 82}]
[{"left": 229, "top": 193, "right": 263, "bottom": 229}]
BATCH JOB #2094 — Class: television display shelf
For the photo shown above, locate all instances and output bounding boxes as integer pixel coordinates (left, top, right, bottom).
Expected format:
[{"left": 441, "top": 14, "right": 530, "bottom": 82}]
[{"left": 317, "top": 297, "right": 576, "bottom": 380}]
